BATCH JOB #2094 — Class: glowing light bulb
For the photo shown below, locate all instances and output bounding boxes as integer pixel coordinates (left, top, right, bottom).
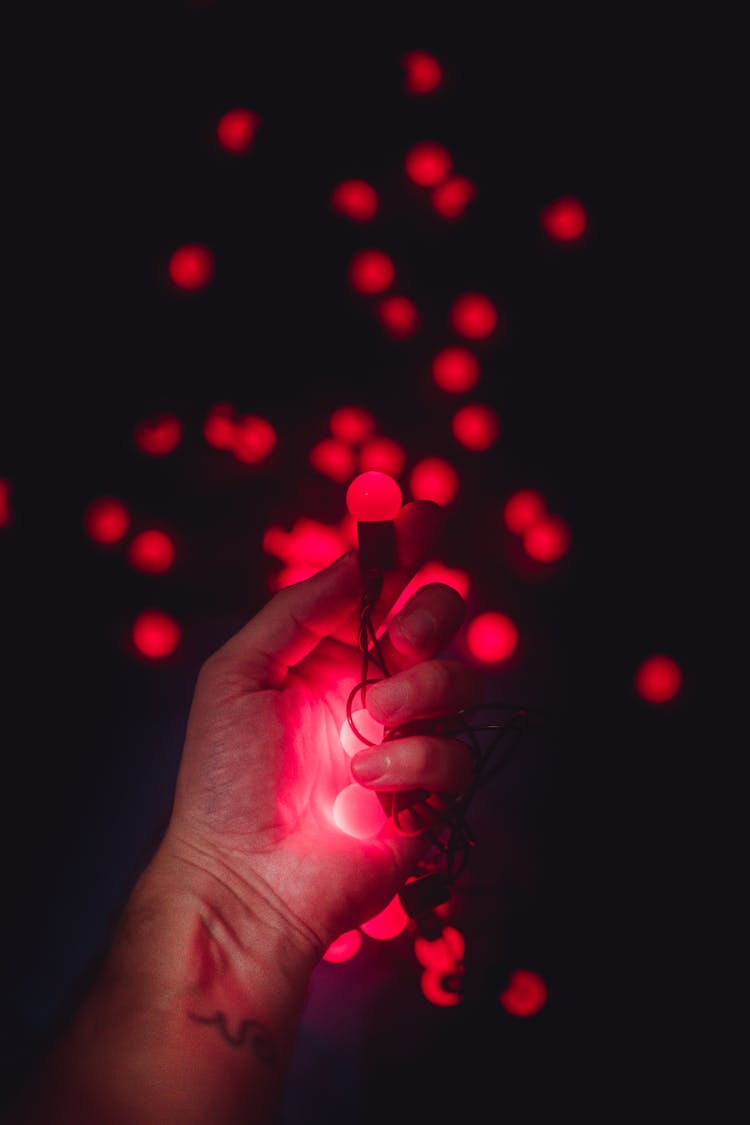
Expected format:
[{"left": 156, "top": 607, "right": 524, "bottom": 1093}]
[
  {"left": 340, "top": 710, "right": 385, "bottom": 756},
  {"left": 358, "top": 436, "right": 405, "bottom": 477},
  {"left": 332, "top": 784, "right": 388, "bottom": 839},
  {"left": 346, "top": 471, "right": 402, "bottom": 522},
  {"left": 348, "top": 249, "right": 395, "bottom": 295},
  {"left": 451, "top": 403, "right": 500, "bottom": 451},
  {"left": 450, "top": 293, "right": 498, "bottom": 339},
  {"left": 541, "top": 196, "right": 588, "bottom": 242},
  {"left": 504, "top": 489, "right": 547, "bottom": 535},
  {"left": 409, "top": 457, "right": 459, "bottom": 506},
  {"left": 330, "top": 179, "right": 378, "bottom": 222},
  {"left": 133, "top": 413, "right": 182, "bottom": 456},
  {"left": 634, "top": 655, "right": 683, "bottom": 704},
  {"left": 128, "top": 530, "right": 176, "bottom": 574},
  {"left": 466, "top": 611, "right": 518, "bottom": 663},
  {"left": 168, "top": 244, "right": 214, "bottom": 290},
  {"left": 499, "top": 969, "right": 548, "bottom": 1017},
  {"left": 132, "top": 610, "right": 180, "bottom": 659},
  {"left": 323, "top": 930, "right": 363, "bottom": 963},
  {"left": 523, "top": 515, "right": 571, "bottom": 562},
  {"left": 216, "top": 108, "right": 260, "bottom": 153},
  {"left": 405, "top": 142, "right": 452, "bottom": 187},
  {"left": 432, "top": 347, "right": 480, "bottom": 393},
  {"left": 402, "top": 51, "right": 443, "bottom": 95},
  {"left": 360, "top": 895, "right": 409, "bottom": 940},
  {"left": 83, "top": 497, "right": 130, "bottom": 544},
  {"left": 431, "top": 176, "right": 477, "bottom": 220}
]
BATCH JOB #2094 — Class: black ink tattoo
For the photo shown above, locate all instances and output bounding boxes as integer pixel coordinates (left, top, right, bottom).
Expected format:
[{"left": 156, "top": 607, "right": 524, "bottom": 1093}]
[{"left": 188, "top": 1011, "right": 277, "bottom": 1065}]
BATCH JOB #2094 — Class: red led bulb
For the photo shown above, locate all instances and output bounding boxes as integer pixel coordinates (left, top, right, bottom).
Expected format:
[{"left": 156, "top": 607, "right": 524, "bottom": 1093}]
[{"left": 346, "top": 471, "right": 402, "bottom": 579}]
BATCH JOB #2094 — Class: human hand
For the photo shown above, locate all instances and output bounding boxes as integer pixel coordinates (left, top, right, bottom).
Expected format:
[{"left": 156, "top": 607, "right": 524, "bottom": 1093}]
[{"left": 160, "top": 500, "right": 483, "bottom": 959}]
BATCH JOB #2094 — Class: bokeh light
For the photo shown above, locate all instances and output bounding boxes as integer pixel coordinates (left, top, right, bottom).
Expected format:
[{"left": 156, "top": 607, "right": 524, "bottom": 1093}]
[
  {"left": 409, "top": 457, "right": 459, "bottom": 506},
  {"left": 216, "top": 108, "right": 260, "bottom": 153},
  {"left": 233, "top": 416, "right": 276, "bottom": 463},
  {"left": 541, "top": 196, "right": 588, "bottom": 242},
  {"left": 309, "top": 438, "right": 357, "bottom": 483},
  {"left": 203, "top": 403, "right": 237, "bottom": 450},
  {"left": 377, "top": 295, "right": 419, "bottom": 337},
  {"left": 360, "top": 894, "right": 409, "bottom": 940},
  {"left": 504, "top": 489, "right": 547, "bottom": 535},
  {"left": 83, "top": 497, "right": 130, "bottom": 544},
  {"left": 0, "top": 479, "right": 11, "bottom": 528},
  {"left": 414, "top": 926, "right": 465, "bottom": 972},
  {"left": 330, "top": 405, "right": 376, "bottom": 445},
  {"left": 523, "top": 515, "right": 572, "bottom": 562},
  {"left": 450, "top": 293, "right": 499, "bottom": 339},
  {"left": 432, "top": 347, "right": 481, "bottom": 393},
  {"left": 168, "top": 243, "right": 214, "bottom": 290},
  {"left": 451, "top": 403, "right": 500, "bottom": 450},
  {"left": 405, "top": 142, "right": 452, "bottom": 187},
  {"left": 499, "top": 969, "right": 548, "bottom": 1017},
  {"left": 358, "top": 435, "right": 406, "bottom": 477},
  {"left": 332, "top": 784, "right": 388, "bottom": 839},
  {"left": 133, "top": 413, "right": 182, "bottom": 456},
  {"left": 420, "top": 968, "right": 463, "bottom": 1007},
  {"left": 128, "top": 530, "right": 176, "bottom": 574},
  {"left": 466, "top": 611, "right": 518, "bottom": 663},
  {"left": 330, "top": 179, "right": 379, "bottom": 222},
  {"left": 402, "top": 51, "right": 443, "bottom": 95},
  {"left": 348, "top": 249, "right": 396, "bottom": 294},
  {"left": 634, "top": 654, "right": 683, "bottom": 704},
  {"left": 431, "top": 176, "right": 477, "bottom": 220},
  {"left": 323, "top": 930, "right": 363, "bottom": 963},
  {"left": 131, "top": 609, "right": 180, "bottom": 660}
]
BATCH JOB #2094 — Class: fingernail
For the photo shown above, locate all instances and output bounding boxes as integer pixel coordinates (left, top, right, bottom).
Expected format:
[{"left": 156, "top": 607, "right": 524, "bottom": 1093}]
[
  {"left": 351, "top": 748, "right": 390, "bottom": 784},
  {"left": 366, "top": 677, "right": 409, "bottom": 721},
  {"left": 392, "top": 609, "right": 437, "bottom": 651}
]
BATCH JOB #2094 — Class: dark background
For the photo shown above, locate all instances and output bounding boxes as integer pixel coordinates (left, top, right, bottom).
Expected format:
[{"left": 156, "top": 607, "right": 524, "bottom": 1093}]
[{"left": 1, "top": 4, "right": 707, "bottom": 1121}]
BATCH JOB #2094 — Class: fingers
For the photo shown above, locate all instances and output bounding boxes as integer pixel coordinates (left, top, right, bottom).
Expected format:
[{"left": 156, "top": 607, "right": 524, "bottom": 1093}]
[
  {"left": 364, "top": 658, "right": 484, "bottom": 727},
  {"left": 214, "top": 550, "right": 363, "bottom": 688},
  {"left": 374, "top": 582, "right": 467, "bottom": 673},
  {"left": 350, "top": 735, "right": 474, "bottom": 796}
]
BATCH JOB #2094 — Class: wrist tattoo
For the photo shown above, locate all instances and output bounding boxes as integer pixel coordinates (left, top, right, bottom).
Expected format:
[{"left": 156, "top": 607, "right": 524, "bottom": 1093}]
[{"left": 188, "top": 1011, "right": 277, "bottom": 1065}]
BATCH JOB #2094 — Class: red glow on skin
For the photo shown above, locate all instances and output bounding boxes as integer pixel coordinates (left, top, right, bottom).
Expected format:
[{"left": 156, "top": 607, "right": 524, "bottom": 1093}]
[
  {"left": 466, "top": 611, "right": 518, "bottom": 663},
  {"left": 451, "top": 403, "right": 500, "bottom": 451},
  {"left": 168, "top": 244, "right": 214, "bottom": 290},
  {"left": 216, "top": 108, "right": 260, "bottom": 153},
  {"left": 309, "top": 438, "right": 357, "bottom": 483},
  {"left": 403, "top": 51, "right": 443, "bottom": 95},
  {"left": 323, "top": 930, "right": 363, "bottom": 963},
  {"left": 541, "top": 196, "right": 588, "bottom": 242},
  {"left": 134, "top": 413, "right": 182, "bottom": 456},
  {"left": 340, "top": 710, "right": 385, "bottom": 756},
  {"left": 330, "top": 179, "right": 379, "bottom": 222},
  {"left": 420, "top": 968, "right": 463, "bottom": 1007},
  {"left": 377, "top": 295, "right": 419, "bottom": 337},
  {"left": 414, "top": 926, "right": 465, "bottom": 973},
  {"left": 128, "top": 530, "right": 176, "bottom": 575},
  {"left": 332, "top": 784, "right": 388, "bottom": 839},
  {"left": 360, "top": 895, "right": 410, "bottom": 940},
  {"left": 233, "top": 416, "right": 276, "bottom": 464},
  {"left": 432, "top": 347, "right": 481, "bottom": 393},
  {"left": 500, "top": 969, "right": 548, "bottom": 1017},
  {"left": 346, "top": 471, "right": 403, "bottom": 521},
  {"left": 330, "top": 405, "right": 376, "bottom": 445},
  {"left": 409, "top": 458, "right": 459, "bottom": 506},
  {"left": 450, "top": 293, "right": 498, "bottom": 339},
  {"left": 431, "top": 176, "right": 477, "bottom": 220},
  {"left": 273, "top": 563, "right": 321, "bottom": 590},
  {"left": 634, "top": 654, "right": 683, "bottom": 704},
  {"left": 504, "top": 489, "right": 547, "bottom": 535},
  {"left": 358, "top": 436, "right": 406, "bottom": 477},
  {"left": 523, "top": 515, "right": 571, "bottom": 562},
  {"left": 405, "top": 142, "right": 452, "bottom": 187},
  {"left": 204, "top": 404, "right": 237, "bottom": 450},
  {"left": 132, "top": 609, "right": 180, "bottom": 659},
  {"left": 382, "top": 561, "right": 470, "bottom": 630},
  {"left": 84, "top": 497, "right": 130, "bottom": 544},
  {"left": 0, "top": 479, "right": 11, "bottom": 527},
  {"left": 348, "top": 249, "right": 396, "bottom": 295}
]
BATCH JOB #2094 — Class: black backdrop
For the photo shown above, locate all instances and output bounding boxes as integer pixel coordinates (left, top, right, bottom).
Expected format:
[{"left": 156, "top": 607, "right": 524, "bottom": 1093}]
[{"left": 1, "top": 4, "right": 705, "bottom": 1121}]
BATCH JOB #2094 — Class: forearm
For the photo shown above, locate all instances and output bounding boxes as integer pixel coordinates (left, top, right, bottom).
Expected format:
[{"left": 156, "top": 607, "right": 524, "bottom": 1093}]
[{"left": 7, "top": 841, "right": 320, "bottom": 1125}]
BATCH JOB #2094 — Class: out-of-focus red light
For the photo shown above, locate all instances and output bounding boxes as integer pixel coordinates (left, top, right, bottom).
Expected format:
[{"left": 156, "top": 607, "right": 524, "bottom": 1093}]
[
  {"left": 128, "top": 530, "right": 176, "bottom": 575},
  {"left": 330, "top": 405, "right": 376, "bottom": 445},
  {"left": 420, "top": 968, "right": 462, "bottom": 1007},
  {"left": 233, "top": 416, "right": 276, "bottom": 463},
  {"left": 451, "top": 403, "right": 500, "bottom": 451},
  {"left": 431, "top": 176, "right": 477, "bottom": 220},
  {"left": 84, "top": 497, "right": 130, "bottom": 544},
  {"left": 358, "top": 435, "right": 406, "bottom": 477},
  {"left": 466, "top": 611, "right": 518, "bottom": 663},
  {"left": 168, "top": 243, "right": 214, "bottom": 290},
  {"left": 409, "top": 457, "right": 459, "bottom": 506},
  {"left": 323, "top": 930, "right": 363, "bottom": 963},
  {"left": 332, "top": 784, "right": 388, "bottom": 839},
  {"left": 414, "top": 926, "right": 465, "bottom": 972},
  {"left": 330, "top": 179, "right": 379, "bottom": 222},
  {"left": 405, "top": 142, "right": 452, "bottom": 187},
  {"left": 403, "top": 50, "right": 443, "bottom": 95},
  {"left": 523, "top": 515, "right": 571, "bottom": 562},
  {"left": 450, "top": 293, "right": 499, "bottom": 339},
  {"left": 216, "top": 108, "right": 260, "bottom": 153},
  {"left": 309, "top": 438, "right": 356, "bottom": 483},
  {"left": 382, "top": 561, "right": 470, "bottom": 629},
  {"left": 346, "top": 471, "right": 402, "bottom": 522},
  {"left": 203, "top": 404, "right": 237, "bottom": 450},
  {"left": 432, "top": 347, "right": 481, "bottom": 393},
  {"left": 634, "top": 654, "right": 683, "bottom": 704},
  {"left": 132, "top": 609, "right": 180, "bottom": 659},
  {"left": 541, "top": 196, "right": 588, "bottom": 242},
  {"left": 360, "top": 894, "right": 409, "bottom": 940},
  {"left": 134, "top": 413, "right": 182, "bottom": 456},
  {"left": 377, "top": 295, "right": 419, "bottom": 337},
  {"left": 504, "top": 489, "right": 547, "bottom": 535},
  {"left": 500, "top": 969, "right": 548, "bottom": 1017},
  {"left": 0, "top": 479, "right": 11, "bottom": 528},
  {"left": 348, "top": 249, "right": 395, "bottom": 295},
  {"left": 340, "top": 709, "right": 385, "bottom": 756}
]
